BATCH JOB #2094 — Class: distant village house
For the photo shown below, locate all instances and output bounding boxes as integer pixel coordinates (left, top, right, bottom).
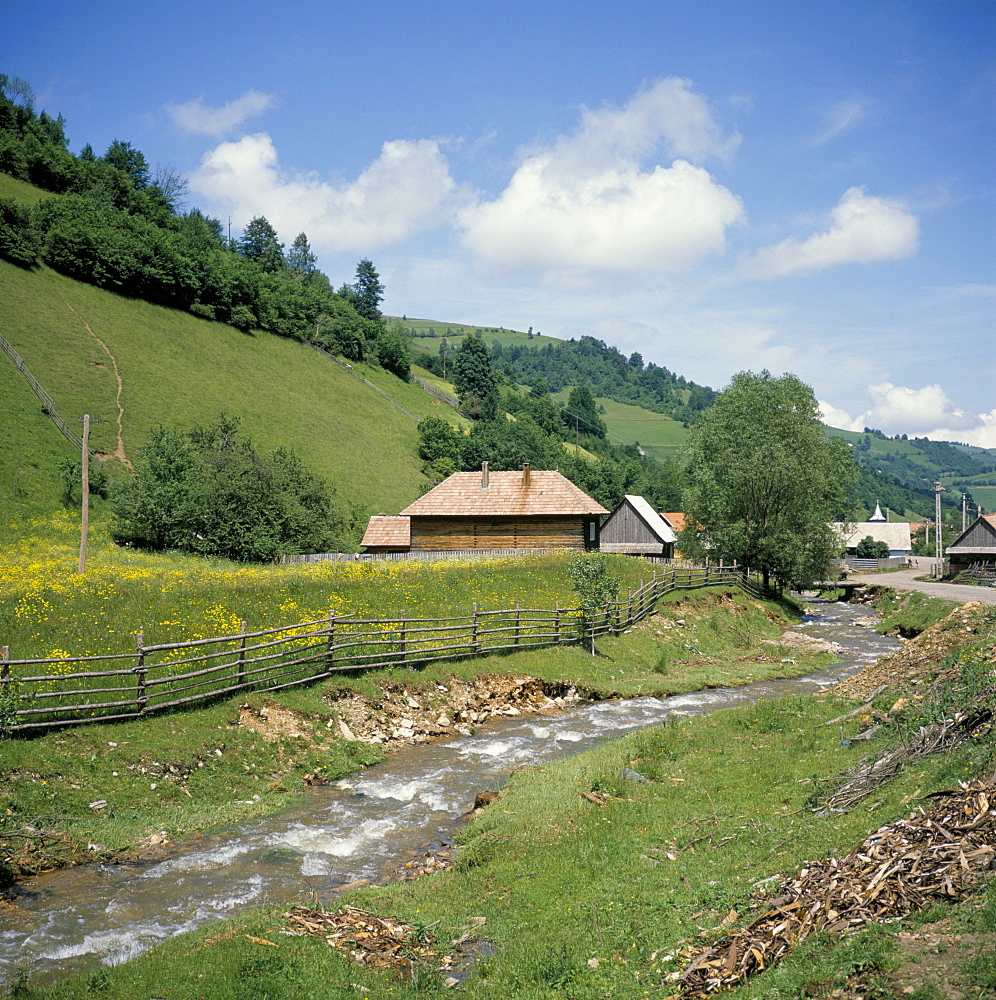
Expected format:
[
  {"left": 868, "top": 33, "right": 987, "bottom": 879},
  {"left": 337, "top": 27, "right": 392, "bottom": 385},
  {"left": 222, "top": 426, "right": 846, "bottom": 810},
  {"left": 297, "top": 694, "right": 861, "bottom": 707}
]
[
  {"left": 833, "top": 503, "right": 913, "bottom": 559},
  {"left": 361, "top": 464, "right": 608, "bottom": 554}
]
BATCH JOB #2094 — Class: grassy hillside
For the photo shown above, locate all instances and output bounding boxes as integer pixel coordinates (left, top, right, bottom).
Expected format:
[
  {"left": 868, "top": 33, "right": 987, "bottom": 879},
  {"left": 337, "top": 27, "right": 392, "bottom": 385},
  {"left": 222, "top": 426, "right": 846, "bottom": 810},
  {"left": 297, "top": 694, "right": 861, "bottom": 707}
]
[
  {"left": 558, "top": 391, "right": 688, "bottom": 459},
  {"left": 0, "top": 257, "right": 447, "bottom": 524},
  {"left": 0, "top": 170, "right": 52, "bottom": 206},
  {"left": 397, "top": 316, "right": 561, "bottom": 352}
]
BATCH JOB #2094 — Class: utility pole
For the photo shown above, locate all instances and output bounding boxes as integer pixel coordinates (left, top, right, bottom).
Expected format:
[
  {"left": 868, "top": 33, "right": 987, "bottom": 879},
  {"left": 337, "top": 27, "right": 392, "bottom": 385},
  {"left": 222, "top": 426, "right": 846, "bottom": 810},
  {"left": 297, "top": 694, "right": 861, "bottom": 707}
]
[
  {"left": 962, "top": 493, "right": 968, "bottom": 532},
  {"left": 933, "top": 482, "right": 945, "bottom": 573},
  {"left": 78, "top": 414, "right": 90, "bottom": 575}
]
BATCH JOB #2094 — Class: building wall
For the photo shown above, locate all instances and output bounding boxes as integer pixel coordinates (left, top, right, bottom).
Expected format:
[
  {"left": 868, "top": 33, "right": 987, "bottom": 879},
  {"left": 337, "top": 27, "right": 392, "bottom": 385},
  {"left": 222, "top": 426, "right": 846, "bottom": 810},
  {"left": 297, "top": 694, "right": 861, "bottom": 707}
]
[
  {"left": 601, "top": 503, "right": 654, "bottom": 546},
  {"left": 409, "top": 516, "right": 595, "bottom": 551}
]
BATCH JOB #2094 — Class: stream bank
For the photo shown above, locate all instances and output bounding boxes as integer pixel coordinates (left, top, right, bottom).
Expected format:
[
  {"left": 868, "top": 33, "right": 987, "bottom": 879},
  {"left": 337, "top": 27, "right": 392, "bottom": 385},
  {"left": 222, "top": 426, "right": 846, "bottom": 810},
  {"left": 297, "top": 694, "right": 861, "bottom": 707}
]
[
  {"left": 1, "top": 587, "right": 825, "bottom": 885},
  {"left": 0, "top": 596, "right": 902, "bottom": 989}
]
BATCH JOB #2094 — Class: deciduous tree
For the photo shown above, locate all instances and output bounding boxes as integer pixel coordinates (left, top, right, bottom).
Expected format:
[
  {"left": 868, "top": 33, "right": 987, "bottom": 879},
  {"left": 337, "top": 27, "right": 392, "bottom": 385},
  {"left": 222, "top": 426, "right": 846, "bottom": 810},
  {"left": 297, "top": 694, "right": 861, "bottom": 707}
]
[
  {"left": 680, "top": 370, "right": 856, "bottom": 588},
  {"left": 111, "top": 414, "right": 345, "bottom": 561}
]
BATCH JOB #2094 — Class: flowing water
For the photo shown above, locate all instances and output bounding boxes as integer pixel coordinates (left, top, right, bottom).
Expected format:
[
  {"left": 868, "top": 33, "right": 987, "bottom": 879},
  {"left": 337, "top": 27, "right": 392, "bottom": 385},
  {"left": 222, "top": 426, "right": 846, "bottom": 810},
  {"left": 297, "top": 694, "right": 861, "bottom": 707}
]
[{"left": 1, "top": 597, "right": 899, "bottom": 987}]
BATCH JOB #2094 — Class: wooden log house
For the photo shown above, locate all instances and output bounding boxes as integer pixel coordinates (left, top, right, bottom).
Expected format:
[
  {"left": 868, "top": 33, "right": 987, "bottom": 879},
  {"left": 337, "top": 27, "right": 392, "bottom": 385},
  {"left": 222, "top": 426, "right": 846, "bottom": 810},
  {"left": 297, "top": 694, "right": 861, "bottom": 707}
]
[
  {"left": 370, "top": 463, "right": 608, "bottom": 553},
  {"left": 946, "top": 513, "right": 996, "bottom": 573},
  {"left": 359, "top": 515, "right": 411, "bottom": 554}
]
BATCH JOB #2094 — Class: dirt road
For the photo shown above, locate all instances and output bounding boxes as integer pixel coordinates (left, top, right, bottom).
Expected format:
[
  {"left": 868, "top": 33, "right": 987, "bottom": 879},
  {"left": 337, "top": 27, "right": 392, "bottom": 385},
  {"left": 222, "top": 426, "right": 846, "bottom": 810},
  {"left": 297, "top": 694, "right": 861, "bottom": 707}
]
[{"left": 844, "top": 568, "right": 996, "bottom": 606}]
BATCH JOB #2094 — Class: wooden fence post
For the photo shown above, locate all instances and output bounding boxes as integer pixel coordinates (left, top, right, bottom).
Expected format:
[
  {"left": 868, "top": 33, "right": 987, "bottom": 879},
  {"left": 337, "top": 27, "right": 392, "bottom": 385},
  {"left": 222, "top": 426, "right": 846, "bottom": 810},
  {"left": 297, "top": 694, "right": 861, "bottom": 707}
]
[
  {"left": 471, "top": 603, "right": 479, "bottom": 655},
  {"left": 135, "top": 632, "right": 147, "bottom": 715},
  {"left": 1, "top": 646, "right": 9, "bottom": 694},
  {"left": 237, "top": 621, "right": 248, "bottom": 686},
  {"left": 398, "top": 612, "right": 408, "bottom": 668},
  {"left": 515, "top": 601, "right": 521, "bottom": 646},
  {"left": 555, "top": 603, "right": 561, "bottom": 644},
  {"left": 326, "top": 611, "right": 337, "bottom": 674}
]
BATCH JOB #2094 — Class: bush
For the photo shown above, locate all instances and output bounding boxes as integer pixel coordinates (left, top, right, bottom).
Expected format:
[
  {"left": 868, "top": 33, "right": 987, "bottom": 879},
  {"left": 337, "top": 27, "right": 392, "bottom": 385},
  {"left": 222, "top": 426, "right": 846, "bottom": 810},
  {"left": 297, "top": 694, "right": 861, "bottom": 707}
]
[
  {"left": 856, "top": 535, "right": 890, "bottom": 559},
  {"left": 111, "top": 414, "right": 347, "bottom": 561}
]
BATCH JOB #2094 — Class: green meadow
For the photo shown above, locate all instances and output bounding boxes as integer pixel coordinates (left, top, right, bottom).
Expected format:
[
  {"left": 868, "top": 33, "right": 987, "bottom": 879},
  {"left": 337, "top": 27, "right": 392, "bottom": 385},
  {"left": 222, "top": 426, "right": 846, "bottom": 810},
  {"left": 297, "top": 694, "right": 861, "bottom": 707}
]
[{"left": 0, "top": 257, "right": 437, "bottom": 518}]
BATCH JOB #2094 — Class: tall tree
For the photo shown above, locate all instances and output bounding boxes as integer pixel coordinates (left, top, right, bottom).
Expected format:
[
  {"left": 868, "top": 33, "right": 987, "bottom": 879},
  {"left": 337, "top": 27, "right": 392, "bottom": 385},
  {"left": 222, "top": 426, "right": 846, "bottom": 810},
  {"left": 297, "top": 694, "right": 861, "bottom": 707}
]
[
  {"left": 352, "top": 258, "right": 384, "bottom": 320},
  {"left": 238, "top": 216, "right": 285, "bottom": 273},
  {"left": 287, "top": 232, "right": 318, "bottom": 279},
  {"left": 563, "top": 385, "right": 607, "bottom": 439},
  {"left": 451, "top": 335, "right": 498, "bottom": 412},
  {"left": 680, "top": 370, "right": 856, "bottom": 588},
  {"left": 102, "top": 139, "right": 150, "bottom": 189}
]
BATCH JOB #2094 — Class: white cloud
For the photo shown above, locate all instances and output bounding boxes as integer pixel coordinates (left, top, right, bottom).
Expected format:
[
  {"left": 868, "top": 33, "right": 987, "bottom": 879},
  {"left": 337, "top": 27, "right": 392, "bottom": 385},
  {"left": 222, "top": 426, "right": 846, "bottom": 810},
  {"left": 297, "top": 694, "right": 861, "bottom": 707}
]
[
  {"left": 817, "top": 400, "right": 859, "bottom": 431},
  {"left": 742, "top": 187, "right": 919, "bottom": 278},
  {"left": 165, "top": 91, "right": 274, "bottom": 137},
  {"left": 188, "top": 133, "right": 458, "bottom": 253},
  {"left": 811, "top": 98, "right": 872, "bottom": 146},
  {"left": 819, "top": 383, "right": 996, "bottom": 448},
  {"left": 458, "top": 79, "right": 745, "bottom": 276}
]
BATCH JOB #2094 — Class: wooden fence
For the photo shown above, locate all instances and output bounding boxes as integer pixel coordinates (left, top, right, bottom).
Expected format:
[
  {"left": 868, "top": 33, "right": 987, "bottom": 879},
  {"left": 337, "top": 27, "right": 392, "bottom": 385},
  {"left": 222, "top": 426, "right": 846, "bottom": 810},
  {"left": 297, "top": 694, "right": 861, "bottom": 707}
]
[
  {"left": 0, "top": 333, "right": 91, "bottom": 456},
  {"left": 0, "top": 565, "right": 764, "bottom": 733}
]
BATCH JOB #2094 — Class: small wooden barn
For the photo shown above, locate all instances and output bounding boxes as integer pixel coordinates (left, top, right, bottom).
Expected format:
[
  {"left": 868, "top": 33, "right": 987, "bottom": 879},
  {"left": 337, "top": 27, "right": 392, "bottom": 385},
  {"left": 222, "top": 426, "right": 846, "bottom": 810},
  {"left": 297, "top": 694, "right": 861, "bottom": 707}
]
[
  {"left": 599, "top": 494, "right": 676, "bottom": 558},
  {"left": 360, "top": 515, "right": 411, "bottom": 554},
  {"left": 392, "top": 463, "right": 608, "bottom": 552},
  {"left": 946, "top": 513, "right": 996, "bottom": 572}
]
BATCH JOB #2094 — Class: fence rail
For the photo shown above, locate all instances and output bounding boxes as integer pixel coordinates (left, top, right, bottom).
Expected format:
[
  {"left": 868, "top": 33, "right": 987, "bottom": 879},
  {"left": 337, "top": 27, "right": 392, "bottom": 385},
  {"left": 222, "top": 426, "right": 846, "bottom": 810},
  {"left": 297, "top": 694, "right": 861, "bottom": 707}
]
[
  {"left": 0, "top": 333, "right": 90, "bottom": 455},
  {"left": 958, "top": 562, "right": 996, "bottom": 586},
  {"left": 0, "top": 566, "right": 771, "bottom": 733}
]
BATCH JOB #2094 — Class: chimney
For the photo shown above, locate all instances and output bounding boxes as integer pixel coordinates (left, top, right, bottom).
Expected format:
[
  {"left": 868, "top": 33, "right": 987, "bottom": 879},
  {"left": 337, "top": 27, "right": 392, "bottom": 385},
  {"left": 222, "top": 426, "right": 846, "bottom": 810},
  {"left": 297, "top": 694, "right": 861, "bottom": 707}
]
[
  {"left": 522, "top": 463, "right": 531, "bottom": 487},
  {"left": 481, "top": 461, "right": 489, "bottom": 489}
]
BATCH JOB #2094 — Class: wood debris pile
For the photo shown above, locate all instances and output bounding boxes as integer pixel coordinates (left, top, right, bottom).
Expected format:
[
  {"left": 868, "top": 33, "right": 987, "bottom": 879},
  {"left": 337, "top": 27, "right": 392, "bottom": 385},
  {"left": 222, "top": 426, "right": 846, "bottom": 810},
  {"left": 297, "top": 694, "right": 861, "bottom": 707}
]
[
  {"left": 285, "top": 904, "right": 450, "bottom": 976},
  {"left": 822, "top": 708, "right": 993, "bottom": 814},
  {"left": 677, "top": 780, "right": 996, "bottom": 997}
]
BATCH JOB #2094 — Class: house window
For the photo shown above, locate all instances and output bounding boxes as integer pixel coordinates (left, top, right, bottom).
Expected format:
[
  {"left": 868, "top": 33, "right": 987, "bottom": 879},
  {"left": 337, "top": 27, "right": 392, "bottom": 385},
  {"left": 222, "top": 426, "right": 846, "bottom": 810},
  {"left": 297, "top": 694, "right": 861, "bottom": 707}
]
[{"left": 588, "top": 521, "right": 596, "bottom": 543}]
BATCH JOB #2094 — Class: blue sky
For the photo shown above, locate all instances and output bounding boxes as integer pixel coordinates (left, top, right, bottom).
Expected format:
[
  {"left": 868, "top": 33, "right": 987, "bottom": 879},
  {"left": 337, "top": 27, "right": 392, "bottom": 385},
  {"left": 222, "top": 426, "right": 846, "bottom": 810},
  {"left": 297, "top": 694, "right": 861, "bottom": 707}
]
[{"left": 6, "top": 0, "right": 995, "bottom": 444}]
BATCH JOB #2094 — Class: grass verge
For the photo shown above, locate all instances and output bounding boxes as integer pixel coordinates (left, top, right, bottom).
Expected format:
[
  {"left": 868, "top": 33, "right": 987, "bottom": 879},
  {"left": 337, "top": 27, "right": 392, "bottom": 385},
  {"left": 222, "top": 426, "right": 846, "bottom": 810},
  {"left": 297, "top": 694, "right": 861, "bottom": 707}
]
[{"left": 8, "top": 678, "right": 993, "bottom": 999}]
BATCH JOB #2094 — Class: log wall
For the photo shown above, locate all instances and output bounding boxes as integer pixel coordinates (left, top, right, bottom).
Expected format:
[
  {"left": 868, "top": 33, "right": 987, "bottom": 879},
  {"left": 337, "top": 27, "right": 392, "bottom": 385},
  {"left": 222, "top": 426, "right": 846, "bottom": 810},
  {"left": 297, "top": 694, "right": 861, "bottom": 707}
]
[{"left": 409, "top": 516, "right": 592, "bottom": 551}]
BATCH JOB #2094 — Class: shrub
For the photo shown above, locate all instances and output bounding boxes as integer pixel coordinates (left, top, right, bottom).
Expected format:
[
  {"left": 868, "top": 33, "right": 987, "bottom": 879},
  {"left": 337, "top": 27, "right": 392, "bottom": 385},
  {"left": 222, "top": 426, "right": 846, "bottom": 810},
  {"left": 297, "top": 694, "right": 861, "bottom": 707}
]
[{"left": 111, "top": 413, "right": 347, "bottom": 561}]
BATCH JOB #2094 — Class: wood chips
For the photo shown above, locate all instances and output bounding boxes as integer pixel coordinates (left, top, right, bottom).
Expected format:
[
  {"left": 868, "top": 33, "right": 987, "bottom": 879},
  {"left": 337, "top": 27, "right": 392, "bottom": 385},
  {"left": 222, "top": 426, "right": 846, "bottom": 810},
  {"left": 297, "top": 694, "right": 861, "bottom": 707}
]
[
  {"left": 677, "top": 779, "right": 996, "bottom": 997},
  {"left": 285, "top": 904, "right": 449, "bottom": 977}
]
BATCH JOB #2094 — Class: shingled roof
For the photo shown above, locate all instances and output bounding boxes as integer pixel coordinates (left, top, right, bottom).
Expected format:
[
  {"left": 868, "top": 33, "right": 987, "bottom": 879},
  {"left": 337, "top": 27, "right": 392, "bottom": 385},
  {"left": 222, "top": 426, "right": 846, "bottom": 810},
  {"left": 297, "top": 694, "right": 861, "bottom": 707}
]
[
  {"left": 399, "top": 468, "right": 608, "bottom": 517},
  {"left": 360, "top": 515, "right": 411, "bottom": 548}
]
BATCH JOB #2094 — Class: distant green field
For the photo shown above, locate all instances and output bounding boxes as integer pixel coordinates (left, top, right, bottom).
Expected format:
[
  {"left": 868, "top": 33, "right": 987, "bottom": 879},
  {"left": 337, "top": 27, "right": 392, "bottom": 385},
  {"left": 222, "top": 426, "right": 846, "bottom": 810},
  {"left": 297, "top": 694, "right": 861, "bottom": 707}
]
[
  {"left": 548, "top": 389, "right": 688, "bottom": 459},
  {"left": 0, "top": 259, "right": 442, "bottom": 520},
  {"left": 958, "top": 485, "right": 996, "bottom": 512},
  {"left": 396, "top": 316, "right": 561, "bottom": 352}
]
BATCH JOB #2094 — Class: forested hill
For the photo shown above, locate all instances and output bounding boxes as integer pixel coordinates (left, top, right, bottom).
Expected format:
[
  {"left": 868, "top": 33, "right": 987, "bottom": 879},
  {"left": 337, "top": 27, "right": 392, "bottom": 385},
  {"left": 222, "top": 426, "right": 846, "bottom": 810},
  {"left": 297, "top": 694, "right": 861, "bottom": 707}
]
[
  {"left": 0, "top": 74, "right": 410, "bottom": 380},
  {"left": 492, "top": 338, "right": 716, "bottom": 426},
  {"left": 411, "top": 331, "right": 716, "bottom": 427}
]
